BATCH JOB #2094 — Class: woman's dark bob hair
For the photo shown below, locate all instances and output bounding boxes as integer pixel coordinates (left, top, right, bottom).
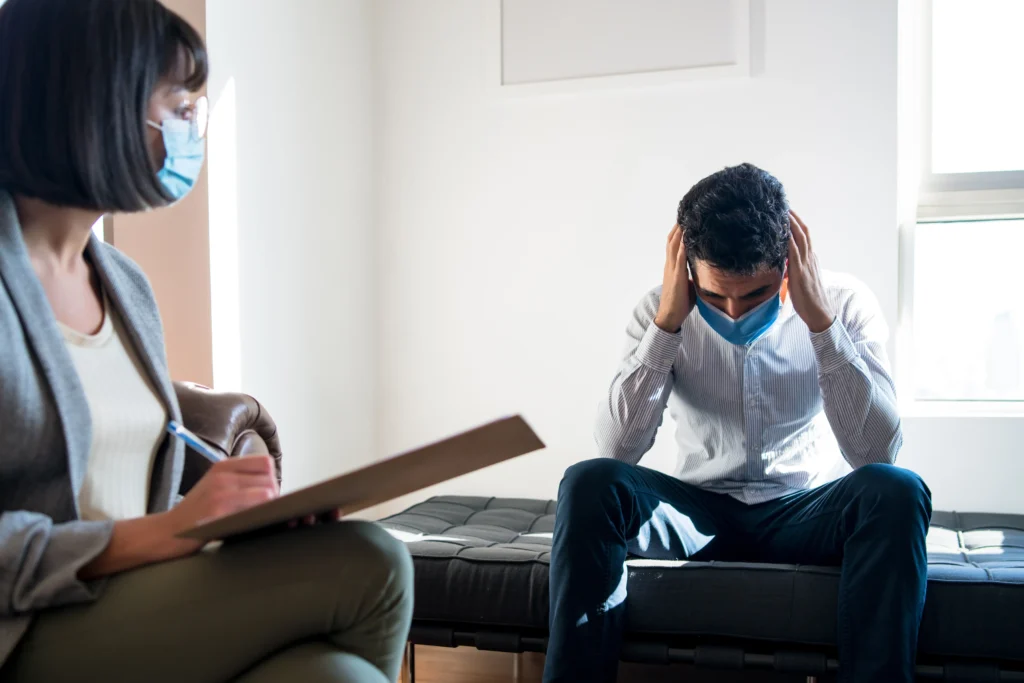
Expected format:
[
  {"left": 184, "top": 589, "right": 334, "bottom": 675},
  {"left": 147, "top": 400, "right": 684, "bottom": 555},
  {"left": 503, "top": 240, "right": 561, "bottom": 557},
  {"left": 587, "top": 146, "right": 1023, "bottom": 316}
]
[{"left": 0, "top": 0, "right": 208, "bottom": 212}]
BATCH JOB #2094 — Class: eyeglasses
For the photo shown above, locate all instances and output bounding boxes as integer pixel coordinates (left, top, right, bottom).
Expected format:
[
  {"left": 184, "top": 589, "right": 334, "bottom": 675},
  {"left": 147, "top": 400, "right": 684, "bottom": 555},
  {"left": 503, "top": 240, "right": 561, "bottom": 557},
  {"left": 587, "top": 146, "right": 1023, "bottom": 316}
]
[
  {"left": 146, "top": 95, "right": 209, "bottom": 142},
  {"left": 187, "top": 95, "right": 209, "bottom": 141}
]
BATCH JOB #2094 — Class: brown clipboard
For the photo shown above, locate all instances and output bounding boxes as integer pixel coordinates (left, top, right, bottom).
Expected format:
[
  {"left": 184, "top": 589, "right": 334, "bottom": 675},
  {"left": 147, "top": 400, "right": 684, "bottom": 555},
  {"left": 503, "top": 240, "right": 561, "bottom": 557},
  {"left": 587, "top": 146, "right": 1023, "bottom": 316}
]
[{"left": 179, "top": 415, "right": 545, "bottom": 542}]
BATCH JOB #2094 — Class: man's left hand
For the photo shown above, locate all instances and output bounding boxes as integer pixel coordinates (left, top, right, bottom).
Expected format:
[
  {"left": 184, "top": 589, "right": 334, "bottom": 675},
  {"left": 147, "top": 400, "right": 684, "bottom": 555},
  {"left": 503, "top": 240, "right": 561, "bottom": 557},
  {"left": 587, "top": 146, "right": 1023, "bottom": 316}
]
[{"left": 787, "top": 211, "right": 835, "bottom": 334}]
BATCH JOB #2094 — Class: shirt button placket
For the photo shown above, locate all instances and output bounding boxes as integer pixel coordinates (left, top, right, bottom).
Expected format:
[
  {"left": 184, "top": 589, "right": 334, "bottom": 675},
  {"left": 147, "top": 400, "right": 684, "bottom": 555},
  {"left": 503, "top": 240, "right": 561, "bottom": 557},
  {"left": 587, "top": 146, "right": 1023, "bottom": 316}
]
[{"left": 747, "top": 346, "right": 767, "bottom": 480}]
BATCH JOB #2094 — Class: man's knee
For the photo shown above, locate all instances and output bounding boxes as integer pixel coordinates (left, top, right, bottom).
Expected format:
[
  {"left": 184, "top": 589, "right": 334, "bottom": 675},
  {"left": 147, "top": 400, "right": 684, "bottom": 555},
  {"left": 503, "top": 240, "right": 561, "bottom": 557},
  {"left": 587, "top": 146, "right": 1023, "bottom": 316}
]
[
  {"left": 849, "top": 464, "right": 932, "bottom": 519},
  {"left": 558, "top": 458, "right": 637, "bottom": 522},
  {"left": 560, "top": 458, "right": 634, "bottom": 500}
]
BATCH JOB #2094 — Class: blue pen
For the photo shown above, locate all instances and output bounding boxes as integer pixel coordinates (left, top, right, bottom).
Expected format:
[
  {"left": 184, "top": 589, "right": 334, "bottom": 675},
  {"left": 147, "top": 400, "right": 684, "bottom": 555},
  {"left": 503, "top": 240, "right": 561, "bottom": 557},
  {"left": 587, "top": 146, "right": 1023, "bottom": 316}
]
[{"left": 166, "top": 420, "right": 224, "bottom": 463}]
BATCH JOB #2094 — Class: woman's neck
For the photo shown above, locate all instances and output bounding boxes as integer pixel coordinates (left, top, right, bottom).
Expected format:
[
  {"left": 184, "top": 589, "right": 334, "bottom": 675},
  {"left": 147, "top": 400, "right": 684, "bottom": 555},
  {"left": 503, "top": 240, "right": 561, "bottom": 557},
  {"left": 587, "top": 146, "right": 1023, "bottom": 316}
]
[{"left": 15, "top": 195, "right": 103, "bottom": 271}]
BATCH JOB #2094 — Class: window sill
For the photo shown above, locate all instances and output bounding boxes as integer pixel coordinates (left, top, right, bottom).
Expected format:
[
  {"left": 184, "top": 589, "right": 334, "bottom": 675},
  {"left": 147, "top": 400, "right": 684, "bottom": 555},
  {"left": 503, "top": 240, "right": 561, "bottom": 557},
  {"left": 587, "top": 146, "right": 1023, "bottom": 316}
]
[{"left": 900, "top": 400, "right": 1024, "bottom": 419}]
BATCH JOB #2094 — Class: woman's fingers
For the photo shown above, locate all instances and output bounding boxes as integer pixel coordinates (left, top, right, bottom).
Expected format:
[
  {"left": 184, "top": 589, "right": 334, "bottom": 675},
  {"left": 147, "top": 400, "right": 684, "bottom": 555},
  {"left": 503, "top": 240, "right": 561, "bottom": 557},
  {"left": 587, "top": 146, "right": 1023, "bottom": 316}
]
[
  {"left": 213, "top": 486, "right": 276, "bottom": 519},
  {"left": 209, "top": 456, "right": 278, "bottom": 495},
  {"left": 213, "top": 454, "right": 275, "bottom": 475}
]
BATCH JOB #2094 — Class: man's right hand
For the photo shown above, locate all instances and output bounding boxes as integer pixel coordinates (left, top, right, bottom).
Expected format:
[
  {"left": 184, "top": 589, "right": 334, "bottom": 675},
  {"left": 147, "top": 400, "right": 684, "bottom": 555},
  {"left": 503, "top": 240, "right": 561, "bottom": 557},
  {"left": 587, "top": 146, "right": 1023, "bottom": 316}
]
[{"left": 653, "top": 225, "right": 695, "bottom": 333}]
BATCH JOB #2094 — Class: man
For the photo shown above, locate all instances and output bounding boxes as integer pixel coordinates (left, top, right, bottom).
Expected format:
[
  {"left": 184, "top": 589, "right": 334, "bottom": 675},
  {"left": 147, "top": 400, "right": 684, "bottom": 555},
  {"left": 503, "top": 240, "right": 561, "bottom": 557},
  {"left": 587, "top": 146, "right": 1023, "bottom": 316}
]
[{"left": 544, "top": 164, "right": 931, "bottom": 683}]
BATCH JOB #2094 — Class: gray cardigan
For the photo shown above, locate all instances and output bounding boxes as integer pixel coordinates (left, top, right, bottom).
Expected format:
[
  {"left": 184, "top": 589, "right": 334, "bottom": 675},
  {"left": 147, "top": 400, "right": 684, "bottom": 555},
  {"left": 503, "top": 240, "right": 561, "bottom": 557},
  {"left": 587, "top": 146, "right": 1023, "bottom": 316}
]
[{"left": 0, "top": 191, "right": 184, "bottom": 665}]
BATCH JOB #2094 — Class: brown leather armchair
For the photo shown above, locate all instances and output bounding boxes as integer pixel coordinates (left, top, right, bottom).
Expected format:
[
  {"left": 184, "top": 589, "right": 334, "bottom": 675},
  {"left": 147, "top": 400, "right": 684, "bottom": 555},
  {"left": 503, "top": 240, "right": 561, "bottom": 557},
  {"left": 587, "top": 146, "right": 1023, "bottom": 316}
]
[{"left": 173, "top": 381, "right": 283, "bottom": 495}]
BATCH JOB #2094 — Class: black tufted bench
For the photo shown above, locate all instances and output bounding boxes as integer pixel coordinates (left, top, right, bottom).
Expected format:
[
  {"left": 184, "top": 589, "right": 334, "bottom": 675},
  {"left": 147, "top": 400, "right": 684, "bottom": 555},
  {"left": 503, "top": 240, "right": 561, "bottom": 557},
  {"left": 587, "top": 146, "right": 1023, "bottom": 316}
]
[{"left": 380, "top": 496, "right": 1024, "bottom": 681}]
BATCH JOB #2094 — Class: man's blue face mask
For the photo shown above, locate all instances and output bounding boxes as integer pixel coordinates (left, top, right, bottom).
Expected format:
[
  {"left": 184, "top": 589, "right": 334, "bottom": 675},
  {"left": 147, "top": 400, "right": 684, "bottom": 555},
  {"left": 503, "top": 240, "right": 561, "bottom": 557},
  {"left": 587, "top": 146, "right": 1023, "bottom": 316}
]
[{"left": 695, "top": 290, "right": 783, "bottom": 346}]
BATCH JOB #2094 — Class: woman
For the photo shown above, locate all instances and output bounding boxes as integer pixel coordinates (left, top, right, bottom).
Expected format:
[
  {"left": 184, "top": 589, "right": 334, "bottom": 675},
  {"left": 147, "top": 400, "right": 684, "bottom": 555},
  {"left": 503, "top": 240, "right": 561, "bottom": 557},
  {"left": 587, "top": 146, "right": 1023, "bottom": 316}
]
[{"left": 0, "top": 1, "right": 413, "bottom": 681}]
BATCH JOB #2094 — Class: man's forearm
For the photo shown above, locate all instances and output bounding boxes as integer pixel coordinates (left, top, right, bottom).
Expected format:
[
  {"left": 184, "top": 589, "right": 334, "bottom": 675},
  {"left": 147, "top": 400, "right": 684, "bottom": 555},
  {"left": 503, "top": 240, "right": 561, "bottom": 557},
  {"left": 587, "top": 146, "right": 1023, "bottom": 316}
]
[
  {"left": 812, "top": 320, "right": 902, "bottom": 467},
  {"left": 596, "top": 324, "right": 678, "bottom": 464}
]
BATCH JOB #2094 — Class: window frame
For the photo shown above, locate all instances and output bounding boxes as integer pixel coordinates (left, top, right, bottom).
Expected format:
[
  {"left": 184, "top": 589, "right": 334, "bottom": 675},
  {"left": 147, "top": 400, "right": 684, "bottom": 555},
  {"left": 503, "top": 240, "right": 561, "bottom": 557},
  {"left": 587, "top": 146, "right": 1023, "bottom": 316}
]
[
  {"left": 917, "top": 0, "right": 1024, "bottom": 212},
  {"left": 897, "top": 0, "right": 1024, "bottom": 412}
]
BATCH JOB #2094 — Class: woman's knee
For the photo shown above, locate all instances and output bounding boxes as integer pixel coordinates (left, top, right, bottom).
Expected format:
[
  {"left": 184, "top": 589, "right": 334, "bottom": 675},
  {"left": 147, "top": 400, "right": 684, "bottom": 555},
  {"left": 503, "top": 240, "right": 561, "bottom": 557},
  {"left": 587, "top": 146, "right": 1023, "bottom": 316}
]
[
  {"left": 335, "top": 521, "right": 414, "bottom": 604},
  {"left": 235, "top": 643, "right": 390, "bottom": 683}
]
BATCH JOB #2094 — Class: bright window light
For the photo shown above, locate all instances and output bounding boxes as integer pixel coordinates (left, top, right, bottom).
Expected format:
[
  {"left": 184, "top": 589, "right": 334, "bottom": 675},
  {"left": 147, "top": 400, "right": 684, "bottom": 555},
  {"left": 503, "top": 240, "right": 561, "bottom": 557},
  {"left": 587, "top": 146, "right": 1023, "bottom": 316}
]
[
  {"left": 912, "top": 219, "right": 1024, "bottom": 401},
  {"left": 931, "top": 0, "right": 1024, "bottom": 174}
]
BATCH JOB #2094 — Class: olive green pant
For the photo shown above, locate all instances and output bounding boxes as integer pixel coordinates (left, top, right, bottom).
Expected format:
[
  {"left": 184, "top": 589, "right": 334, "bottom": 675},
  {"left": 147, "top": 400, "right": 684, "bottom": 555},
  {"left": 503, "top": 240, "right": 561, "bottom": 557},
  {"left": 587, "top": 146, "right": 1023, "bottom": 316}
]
[{"left": 1, "top": 521, "right": 414, "bottom": 683}]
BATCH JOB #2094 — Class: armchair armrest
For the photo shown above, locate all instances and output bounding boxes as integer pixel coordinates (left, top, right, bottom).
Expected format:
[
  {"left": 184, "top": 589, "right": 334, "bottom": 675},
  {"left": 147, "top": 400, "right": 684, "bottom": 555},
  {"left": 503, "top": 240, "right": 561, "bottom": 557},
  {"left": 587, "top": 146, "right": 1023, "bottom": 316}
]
[{"left": 173, "top": 381, "right": 283, "bottom": 495}]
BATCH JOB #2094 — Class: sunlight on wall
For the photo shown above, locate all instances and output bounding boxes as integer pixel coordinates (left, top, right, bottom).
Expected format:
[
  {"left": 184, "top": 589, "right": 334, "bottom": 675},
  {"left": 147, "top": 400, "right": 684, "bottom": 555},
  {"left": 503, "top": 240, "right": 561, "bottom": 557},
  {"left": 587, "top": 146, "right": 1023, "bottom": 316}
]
[{"left": 208, "top": 77, "right": 242, "bottom": 391}]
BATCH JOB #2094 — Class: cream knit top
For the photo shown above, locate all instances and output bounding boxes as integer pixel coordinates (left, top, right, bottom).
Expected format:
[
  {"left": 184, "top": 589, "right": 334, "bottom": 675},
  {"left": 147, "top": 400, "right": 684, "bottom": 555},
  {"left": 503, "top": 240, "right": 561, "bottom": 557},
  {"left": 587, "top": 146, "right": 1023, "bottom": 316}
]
[{"left": 58, "top": 300, "right": 166, "bottom": 521}]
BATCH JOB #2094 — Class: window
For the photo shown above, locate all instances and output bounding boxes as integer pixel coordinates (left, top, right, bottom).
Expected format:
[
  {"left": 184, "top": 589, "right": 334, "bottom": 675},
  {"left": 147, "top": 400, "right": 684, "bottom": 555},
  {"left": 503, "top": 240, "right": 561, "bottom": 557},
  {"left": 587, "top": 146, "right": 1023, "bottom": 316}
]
[
  {"left": 905, "top": 0, "right": 1024, "bottom": 404},
  {"left": 927, "top": 0, "right": 1024, "bottom": 180},
  {"left": 912, "top": 219, "right": 1024, "bottom": 401}
]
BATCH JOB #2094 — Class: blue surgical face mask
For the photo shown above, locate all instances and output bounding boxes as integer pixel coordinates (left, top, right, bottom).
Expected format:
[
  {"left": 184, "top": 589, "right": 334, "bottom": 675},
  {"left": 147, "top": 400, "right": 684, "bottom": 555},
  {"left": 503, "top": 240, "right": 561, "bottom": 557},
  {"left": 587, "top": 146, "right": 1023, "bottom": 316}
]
[
  {"left": 146, "top": 118, "right": 205, "bottom": 203},
  {"left": 695, "top": 291, "right": 782, "bottom": 346}
]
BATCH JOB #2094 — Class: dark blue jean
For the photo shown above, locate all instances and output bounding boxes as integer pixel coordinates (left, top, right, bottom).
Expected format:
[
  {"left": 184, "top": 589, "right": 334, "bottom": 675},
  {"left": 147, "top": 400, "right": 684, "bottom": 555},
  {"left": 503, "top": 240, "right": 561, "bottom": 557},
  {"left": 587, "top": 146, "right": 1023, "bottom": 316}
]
[{"left": 543, "top": 459, "right": 932, "bottom": 683}]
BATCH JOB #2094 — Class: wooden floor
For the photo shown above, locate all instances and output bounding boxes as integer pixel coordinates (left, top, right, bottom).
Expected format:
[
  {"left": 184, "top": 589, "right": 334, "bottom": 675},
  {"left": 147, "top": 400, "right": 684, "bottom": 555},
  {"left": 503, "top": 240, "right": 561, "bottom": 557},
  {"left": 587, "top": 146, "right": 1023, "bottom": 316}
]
[
  {"left": 401, "top": 647, "right": 543, "bottom": 683},
  {"left": 400, "top": 646, "right": 822, "bottom": 683}
]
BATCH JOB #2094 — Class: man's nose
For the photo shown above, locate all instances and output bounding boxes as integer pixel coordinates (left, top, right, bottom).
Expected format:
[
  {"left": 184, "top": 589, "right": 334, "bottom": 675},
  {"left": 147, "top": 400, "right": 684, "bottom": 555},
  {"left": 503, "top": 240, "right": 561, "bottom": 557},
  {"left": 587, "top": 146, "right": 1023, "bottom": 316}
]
[{"left": 724, "top": 300, "right": 746, "bottom": 320}]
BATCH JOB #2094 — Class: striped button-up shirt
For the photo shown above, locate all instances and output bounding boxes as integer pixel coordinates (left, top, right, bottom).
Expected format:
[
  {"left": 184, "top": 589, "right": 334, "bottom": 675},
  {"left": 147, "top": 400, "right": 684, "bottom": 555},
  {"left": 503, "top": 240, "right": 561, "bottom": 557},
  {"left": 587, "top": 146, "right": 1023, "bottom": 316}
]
[{"left": 596, "top": 272, "right": 902, "bottom": 504}]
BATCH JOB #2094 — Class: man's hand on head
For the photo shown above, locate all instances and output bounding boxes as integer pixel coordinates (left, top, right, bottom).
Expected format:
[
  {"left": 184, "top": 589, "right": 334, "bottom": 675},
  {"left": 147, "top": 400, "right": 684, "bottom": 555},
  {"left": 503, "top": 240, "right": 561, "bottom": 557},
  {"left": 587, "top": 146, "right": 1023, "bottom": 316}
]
[
  {"left": 787, "top": 211, "right": 835, "bottom": 334},
  {"left": 654, "top": 225, "right": 696, "bottom": 333}
]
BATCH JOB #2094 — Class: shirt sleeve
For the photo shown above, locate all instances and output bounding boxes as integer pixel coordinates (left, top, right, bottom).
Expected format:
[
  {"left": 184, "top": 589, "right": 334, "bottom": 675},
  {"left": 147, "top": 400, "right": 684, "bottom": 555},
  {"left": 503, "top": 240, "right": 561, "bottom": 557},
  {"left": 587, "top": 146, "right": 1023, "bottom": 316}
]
[
  {"left": 810, "top": 282, "right": 903, "bottom": 468},
  {"left": 594, "top": 288, "right": 680, "bottom": 465}
]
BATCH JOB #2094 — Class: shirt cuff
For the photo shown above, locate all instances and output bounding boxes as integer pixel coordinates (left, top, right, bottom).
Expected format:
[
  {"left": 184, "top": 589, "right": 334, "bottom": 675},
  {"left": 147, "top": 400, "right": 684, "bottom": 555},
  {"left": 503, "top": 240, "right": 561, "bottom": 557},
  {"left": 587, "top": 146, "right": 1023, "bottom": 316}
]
[
  {"left": 635, "top": 323, "right": 682, "bottom": 372},
  {"left": 810, "top": 318, "right": 860, "bottom": 376}
]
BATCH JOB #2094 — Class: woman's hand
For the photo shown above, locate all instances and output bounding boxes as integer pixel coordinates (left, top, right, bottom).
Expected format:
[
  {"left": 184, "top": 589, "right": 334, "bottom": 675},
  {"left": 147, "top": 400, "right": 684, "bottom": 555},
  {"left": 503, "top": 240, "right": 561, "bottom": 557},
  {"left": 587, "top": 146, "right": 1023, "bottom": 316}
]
[
  {"left": 177, "top": 456, "right": 340, "bottom": 530},
  {"left": 289, "top": 509, "right": 343, "bottom": 529},
  {"left": 78, "top": 456, "right": 280, "bottom": 580},
  {"left": 163, "top": 455, "right": 280, "bottom": 549}
]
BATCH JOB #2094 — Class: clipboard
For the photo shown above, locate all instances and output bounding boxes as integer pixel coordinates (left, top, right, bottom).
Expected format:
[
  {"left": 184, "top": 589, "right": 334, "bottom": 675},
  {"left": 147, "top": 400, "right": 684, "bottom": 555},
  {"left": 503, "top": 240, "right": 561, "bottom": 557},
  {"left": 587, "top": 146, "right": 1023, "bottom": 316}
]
[{"left": 180, "top": 415, "right": 545, "bottom": 542}]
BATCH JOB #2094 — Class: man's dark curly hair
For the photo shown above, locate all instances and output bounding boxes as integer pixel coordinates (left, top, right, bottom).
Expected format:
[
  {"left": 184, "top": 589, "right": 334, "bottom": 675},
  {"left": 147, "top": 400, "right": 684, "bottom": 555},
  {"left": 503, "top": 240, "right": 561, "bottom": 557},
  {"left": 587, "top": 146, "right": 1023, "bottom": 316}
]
[{"left": 679, "top": 163, "right": 790, "bottom": 276}]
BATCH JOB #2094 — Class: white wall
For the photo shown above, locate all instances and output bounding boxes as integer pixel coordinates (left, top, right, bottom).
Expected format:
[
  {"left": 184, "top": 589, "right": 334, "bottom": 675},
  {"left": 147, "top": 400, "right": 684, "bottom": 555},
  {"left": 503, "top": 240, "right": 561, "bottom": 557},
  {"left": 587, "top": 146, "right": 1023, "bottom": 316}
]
[
  {"left": 201, "top": 0, "right": 1024, "bottom": 514},
  {"left": 207, "top": 0, "right": 376, "bottom": 491},
  {"left": 901, "top": 417, "right": 1024, "bottom": 514},
  {"left": 373, "top": 0, "right": 1024, "bottom": 515}
]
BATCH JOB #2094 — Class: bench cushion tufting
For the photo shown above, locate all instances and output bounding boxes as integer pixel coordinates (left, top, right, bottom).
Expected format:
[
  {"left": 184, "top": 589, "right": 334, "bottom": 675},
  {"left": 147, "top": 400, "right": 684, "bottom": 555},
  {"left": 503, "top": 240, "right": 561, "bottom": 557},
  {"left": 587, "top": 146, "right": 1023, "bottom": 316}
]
[{"left": 381, "top": 496, "right": 1024, "bottom": 662}]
